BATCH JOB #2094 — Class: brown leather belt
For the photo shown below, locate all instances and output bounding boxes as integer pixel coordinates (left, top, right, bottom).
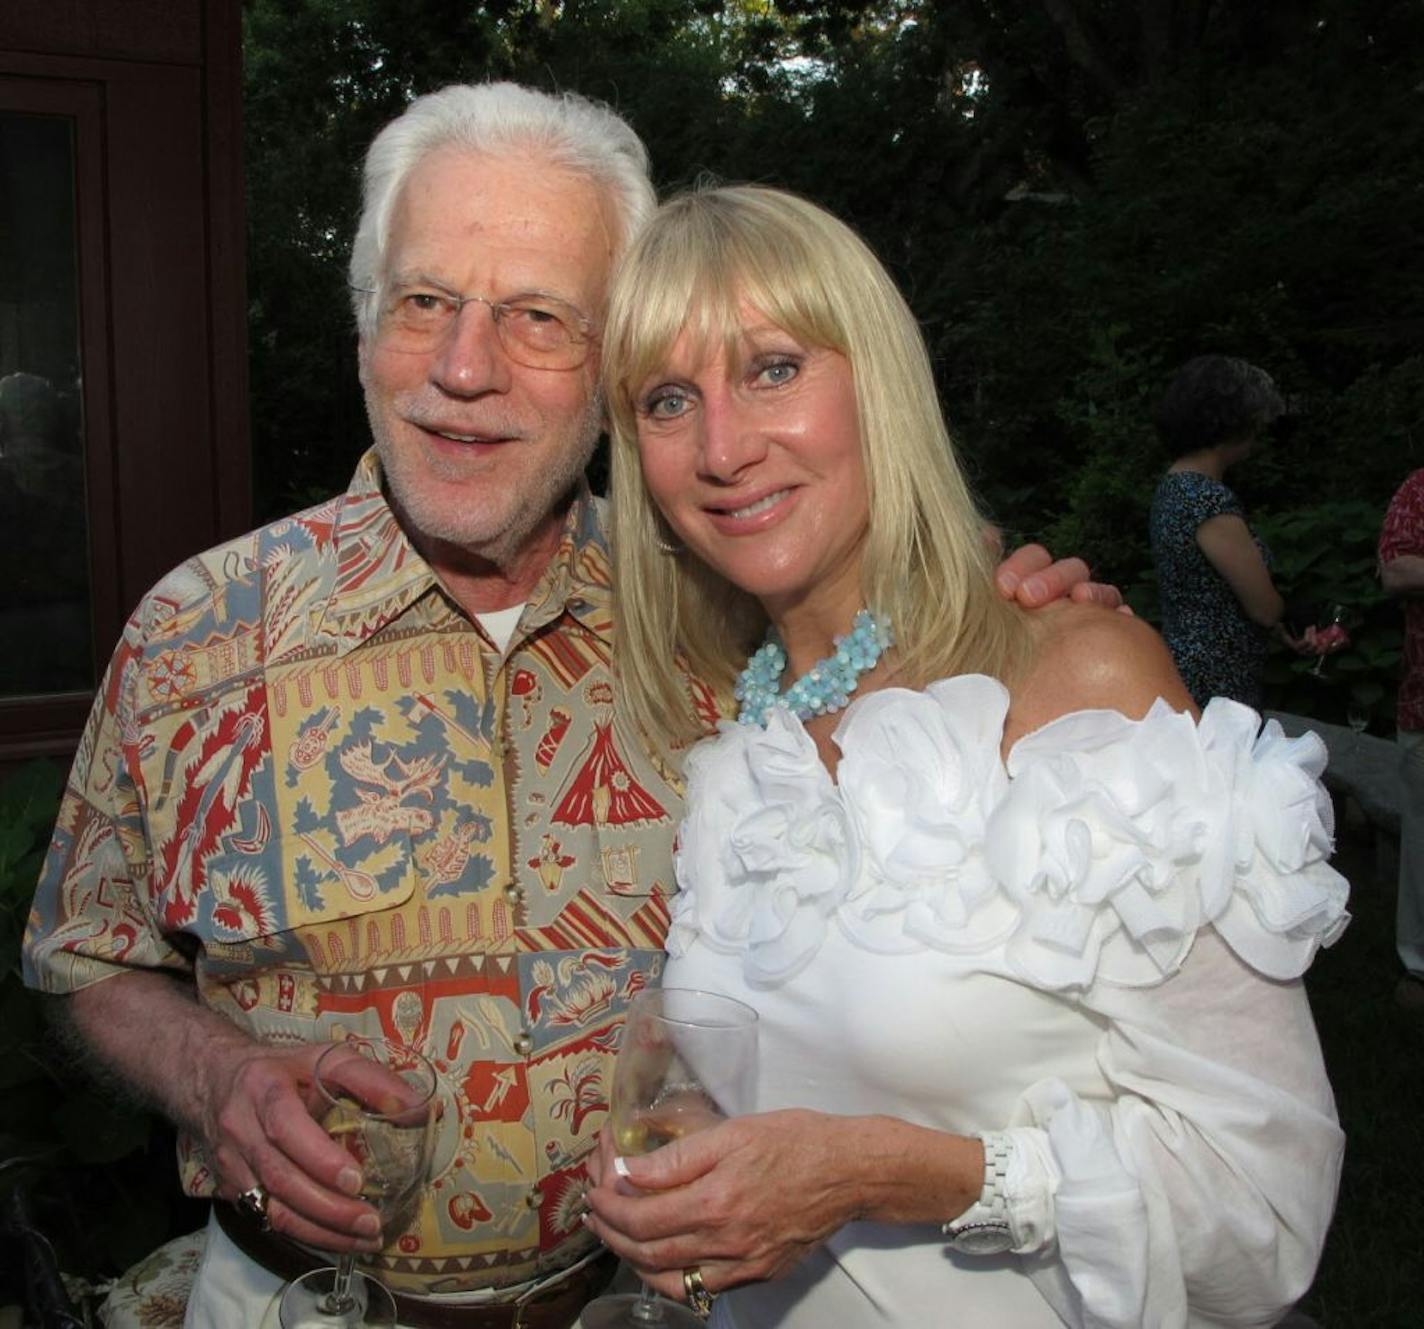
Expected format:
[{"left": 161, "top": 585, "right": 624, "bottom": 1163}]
[{"left": 215, "top": 1202, "right": 616, "bottom": 1329}]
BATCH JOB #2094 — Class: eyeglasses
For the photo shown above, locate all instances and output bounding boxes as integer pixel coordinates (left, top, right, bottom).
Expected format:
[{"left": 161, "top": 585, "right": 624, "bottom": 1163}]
[{"left": 356, "top": 283, "right": 597, "bottom": 369}]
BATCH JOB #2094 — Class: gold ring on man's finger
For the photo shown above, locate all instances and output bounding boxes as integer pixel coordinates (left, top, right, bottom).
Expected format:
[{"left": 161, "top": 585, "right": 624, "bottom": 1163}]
[
  {"left": 683, "top": 1266, "right": 716, "bottom": 1319},
  {"left": 236, "top": 1182, "right": 272, "bottom": 1230}
]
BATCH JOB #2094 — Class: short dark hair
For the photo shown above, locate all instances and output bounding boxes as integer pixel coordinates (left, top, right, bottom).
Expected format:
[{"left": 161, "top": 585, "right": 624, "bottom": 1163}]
[{"left": 1153, "top": 355, "right": 1285, "bottom": 457}]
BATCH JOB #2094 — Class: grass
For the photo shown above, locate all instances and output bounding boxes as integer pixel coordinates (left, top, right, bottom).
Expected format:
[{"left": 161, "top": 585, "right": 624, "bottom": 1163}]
[{"left": 1297, "top": 811, "right": 1424, "bottom": 1328}]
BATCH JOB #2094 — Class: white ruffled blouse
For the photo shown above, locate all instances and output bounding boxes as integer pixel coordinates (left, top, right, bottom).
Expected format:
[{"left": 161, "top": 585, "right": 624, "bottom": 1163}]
[{"left": 664, "top": 678, "right": 1349, "bottom": 1329}]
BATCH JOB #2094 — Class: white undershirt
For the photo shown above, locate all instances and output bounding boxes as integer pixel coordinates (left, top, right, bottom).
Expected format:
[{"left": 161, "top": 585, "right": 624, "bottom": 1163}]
[{"left": 475, "top": 604, "right": 525, "bottom": 653}]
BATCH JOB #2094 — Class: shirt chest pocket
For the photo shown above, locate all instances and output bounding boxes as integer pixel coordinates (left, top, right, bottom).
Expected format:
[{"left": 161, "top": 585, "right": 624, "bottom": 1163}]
[{"left": 137, "top": 705, "right": 430, "bottom": 949}]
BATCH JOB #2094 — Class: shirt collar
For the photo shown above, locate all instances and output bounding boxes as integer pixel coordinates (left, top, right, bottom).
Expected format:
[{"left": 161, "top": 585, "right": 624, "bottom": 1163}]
[
  {"left": 520, "top": 485, "right": 613, "bottom": 646},
  {"left": 315, "top": 450, "right": 611, "bottom": 653}
]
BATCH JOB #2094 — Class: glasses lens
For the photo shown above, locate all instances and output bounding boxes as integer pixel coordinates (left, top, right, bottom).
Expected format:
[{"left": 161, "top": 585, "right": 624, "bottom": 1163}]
[
  {"left": 379, "top": 290, "right": 457, "bottom": 352},
  {"left": 496, "top": 299, "right": 587, "bottom": 368}
]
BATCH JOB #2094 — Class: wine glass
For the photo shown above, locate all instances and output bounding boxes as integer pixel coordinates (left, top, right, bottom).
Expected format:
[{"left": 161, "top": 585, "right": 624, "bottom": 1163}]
[
  {"left": 581, "top": 988, "right": 759, "bottom": 1329},
  {"left": 1347, "top": 701, "right": 1370, "bottom": 736},
  {"left": 1310, "top": 603, "right": 1349, "bottom": 675},
  {"left": 279, "top": 1037, "right": 439, "bottom": 1328}
]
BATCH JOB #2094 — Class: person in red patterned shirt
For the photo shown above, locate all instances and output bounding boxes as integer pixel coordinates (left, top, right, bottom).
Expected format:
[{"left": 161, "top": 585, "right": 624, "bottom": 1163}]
[{"left": 1379, "top": 468, "right": 1424, "bottom": 1010}]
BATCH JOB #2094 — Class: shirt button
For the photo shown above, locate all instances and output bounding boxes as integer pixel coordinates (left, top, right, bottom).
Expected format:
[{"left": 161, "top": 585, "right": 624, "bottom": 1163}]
[
  {"left": 525, "top": 1185, "right": 543, "bottom": 1209},
  {"left": 514, "top": 1031, "right": 534, "bottom": 1056},
  {"left": 504, "top": 883, "right": 524, "bottom": 904}
]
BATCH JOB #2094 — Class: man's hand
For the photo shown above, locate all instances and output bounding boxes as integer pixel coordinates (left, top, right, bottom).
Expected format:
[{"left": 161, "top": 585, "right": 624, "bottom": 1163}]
[
  {"left": 198, "top": 1041, "right": 386, "bottom": 1251},
  {"left": 68, "top": 972, "right": 383, "bottom": 1252},
  {"left": 994, "top": 541, "right": 1125, "bottom": 611}
]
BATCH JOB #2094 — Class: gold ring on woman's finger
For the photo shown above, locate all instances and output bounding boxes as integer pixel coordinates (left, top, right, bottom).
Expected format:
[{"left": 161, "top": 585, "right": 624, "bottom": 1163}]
[
  {"left": 236, "top": 1182, "right": 272, "bottom": 1230},
  {"left": 683, "top": 1266, "right": 716, "bottom": 1319}
]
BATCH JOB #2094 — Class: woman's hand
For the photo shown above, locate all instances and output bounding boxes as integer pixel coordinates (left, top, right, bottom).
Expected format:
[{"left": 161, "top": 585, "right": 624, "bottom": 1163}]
[
  {"left": 583, "top": 1109, "right": 863, "bottom": 1300},
  {"left": 583, "top": 1109, "right": 984, "bottom": 1301}
]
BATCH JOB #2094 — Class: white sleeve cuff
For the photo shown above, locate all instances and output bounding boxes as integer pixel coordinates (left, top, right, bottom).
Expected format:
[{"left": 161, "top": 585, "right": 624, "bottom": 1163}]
[
  {"left": 999, "top": 1125, "right": 1061, "bottom": 1255},
  {"left": 1015, "top": 1079, "right": 1151, "bottom": 1328}
]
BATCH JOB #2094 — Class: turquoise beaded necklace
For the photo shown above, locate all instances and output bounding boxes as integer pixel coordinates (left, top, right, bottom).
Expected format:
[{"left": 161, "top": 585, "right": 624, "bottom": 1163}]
[{"left": 735, "top": 609, "right": 893, "bottom": 727}]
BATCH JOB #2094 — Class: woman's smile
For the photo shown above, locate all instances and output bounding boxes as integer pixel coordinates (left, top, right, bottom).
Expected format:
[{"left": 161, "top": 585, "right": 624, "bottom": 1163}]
[{"left": 706, "top": 486, "right": 797, "bottom": 526}]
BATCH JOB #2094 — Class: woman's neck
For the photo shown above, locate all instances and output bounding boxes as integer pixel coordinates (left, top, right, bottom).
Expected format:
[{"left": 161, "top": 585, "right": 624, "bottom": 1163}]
[
  {"left": 1168, "top": 446, "right": 1227, "bottom": 481},
  {"left": 770, "top": 600, "right": 862, "bottom": 681}
]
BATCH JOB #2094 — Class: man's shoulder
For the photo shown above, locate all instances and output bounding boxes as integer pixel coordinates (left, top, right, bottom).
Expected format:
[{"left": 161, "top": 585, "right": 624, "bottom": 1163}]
[{"left": 132, "top": 486, "right": 369, "bottom": 642}]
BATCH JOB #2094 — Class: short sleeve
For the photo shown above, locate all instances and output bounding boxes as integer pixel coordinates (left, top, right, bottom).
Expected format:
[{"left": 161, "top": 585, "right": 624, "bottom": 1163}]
[
  {"left": 1178, "top": 474, "right": 1242, "bottom": 530},
  {"left": 22, "top": 622, "right": 191, "bottom": 994},
  {"left": 1379, "top": 469, "right": 1424, "bottom": 563}
]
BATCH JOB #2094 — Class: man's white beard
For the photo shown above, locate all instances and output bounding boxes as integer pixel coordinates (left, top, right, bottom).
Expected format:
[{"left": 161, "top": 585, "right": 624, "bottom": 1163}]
[{"left": 369, "top": 394, "right": 601, "bottom": 571}]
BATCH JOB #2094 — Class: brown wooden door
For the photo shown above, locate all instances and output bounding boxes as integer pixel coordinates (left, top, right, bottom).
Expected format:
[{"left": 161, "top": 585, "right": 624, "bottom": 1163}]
[{"left": 0, "top": 1, "right": 248, "bottom": 761}]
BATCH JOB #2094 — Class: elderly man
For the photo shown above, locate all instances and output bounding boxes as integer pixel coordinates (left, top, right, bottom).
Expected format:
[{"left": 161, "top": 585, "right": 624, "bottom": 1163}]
[{"left": 24, "top": 83, "right": 1107, "bottom": 1328}]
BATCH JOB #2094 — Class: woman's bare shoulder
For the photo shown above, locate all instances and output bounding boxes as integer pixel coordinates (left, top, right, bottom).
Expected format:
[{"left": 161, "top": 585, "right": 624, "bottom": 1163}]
[{"left": 1004, "top": 604, "right": 1197, "bottom": 749}]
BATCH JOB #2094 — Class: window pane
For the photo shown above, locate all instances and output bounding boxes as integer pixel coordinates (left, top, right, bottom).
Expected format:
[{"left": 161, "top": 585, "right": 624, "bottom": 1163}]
[{"left": 0, "top": 112, "right": 92, "bottom": 697}]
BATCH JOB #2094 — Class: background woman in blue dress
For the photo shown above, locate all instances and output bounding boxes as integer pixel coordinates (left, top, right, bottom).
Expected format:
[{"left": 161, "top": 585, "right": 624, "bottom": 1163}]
[{"left": 1148, "top": 354, "right": 1301, "bottom": 707}]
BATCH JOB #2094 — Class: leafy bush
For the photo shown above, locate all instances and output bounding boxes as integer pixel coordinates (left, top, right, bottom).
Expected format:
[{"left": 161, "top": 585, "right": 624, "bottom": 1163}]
[{"left": 0, "top": 762, "right": 192, "bottom": 1293}]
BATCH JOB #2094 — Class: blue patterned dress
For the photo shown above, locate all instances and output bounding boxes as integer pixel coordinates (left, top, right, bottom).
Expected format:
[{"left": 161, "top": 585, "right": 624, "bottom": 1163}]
[{"left": 1150, "top": 470, "right": 1271, "bottom": 708}]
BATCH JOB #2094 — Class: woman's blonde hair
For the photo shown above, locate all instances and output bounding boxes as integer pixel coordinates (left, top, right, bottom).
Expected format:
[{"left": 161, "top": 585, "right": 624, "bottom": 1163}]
[{"left": 604, "top": 184, "right": 1028, "bottom": 750}]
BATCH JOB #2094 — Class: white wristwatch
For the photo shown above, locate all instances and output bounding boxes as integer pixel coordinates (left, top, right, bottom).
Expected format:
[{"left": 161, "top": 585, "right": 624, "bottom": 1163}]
[{"left": 943, "top": 1132, "right": 1015, "bottom": 1255}]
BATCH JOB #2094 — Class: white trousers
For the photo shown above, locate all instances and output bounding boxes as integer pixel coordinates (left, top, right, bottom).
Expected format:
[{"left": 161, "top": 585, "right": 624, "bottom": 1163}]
[
  {"left": 182, "top": 1212, "right": 286, "bottom": 1329},
  {"left": 1399, "top": 729, "right": 1424, "bottom": 975},
  {"left": 182, "top": 1211, "right": 625, "bottom": 1328}
]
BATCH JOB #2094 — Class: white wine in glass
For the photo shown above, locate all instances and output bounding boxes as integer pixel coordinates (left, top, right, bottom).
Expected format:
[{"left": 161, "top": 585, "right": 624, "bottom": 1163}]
[
  {"left": 581, "top": 988, "right": 759, "bottom": 1329},
  {"left": 278, "top": 1037, "right": 439, "bottom": 1329}
]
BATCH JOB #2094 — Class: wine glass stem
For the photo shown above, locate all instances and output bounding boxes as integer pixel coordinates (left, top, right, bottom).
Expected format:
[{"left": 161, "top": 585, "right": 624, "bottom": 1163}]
[
  {"left": 320, "top": 1254, "right": 360, "bottom": 1315},
  {"left": 631, "top": 1280, "right": 668, "bottom": 1324}
]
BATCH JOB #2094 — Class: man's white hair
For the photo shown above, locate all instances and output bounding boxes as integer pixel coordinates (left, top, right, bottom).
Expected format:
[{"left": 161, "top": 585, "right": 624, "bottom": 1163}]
[{"left": 349, "top": 82, "right": 655, "bottom": 336}]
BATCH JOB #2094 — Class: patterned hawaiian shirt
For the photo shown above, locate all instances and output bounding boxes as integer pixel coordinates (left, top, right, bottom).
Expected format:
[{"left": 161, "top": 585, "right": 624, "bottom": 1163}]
[
  {"left": 23, "top": 450, "right": 704, "bottom": 1294},
  {"left": 1381, "top": 468, "right": 1424, "bottom": 732}
]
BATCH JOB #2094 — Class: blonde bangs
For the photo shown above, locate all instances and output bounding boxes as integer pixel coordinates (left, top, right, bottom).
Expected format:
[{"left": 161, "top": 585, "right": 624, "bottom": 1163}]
[{"left": 606, "top": 190, "right": 851, "bottom": 443}]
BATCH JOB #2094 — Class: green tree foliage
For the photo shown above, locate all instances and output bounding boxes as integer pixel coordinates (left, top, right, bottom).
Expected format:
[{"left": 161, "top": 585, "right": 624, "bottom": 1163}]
[
  {"left": 243, "top": 0, "right": 1422, "bottom": 724},
  {"left": 0, "top": 763, "right": 198, "bottom": 1289}
]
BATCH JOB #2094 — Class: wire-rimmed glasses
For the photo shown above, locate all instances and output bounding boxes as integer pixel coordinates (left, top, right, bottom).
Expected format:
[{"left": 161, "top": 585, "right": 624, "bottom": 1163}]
[{"left": 354, "top": 282, "right": 596, "bottom": 369}]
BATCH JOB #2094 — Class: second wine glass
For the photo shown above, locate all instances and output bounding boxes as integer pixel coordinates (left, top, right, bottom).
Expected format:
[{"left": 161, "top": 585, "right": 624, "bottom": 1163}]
[
  {"left": 278, "top": 1037, "right": 439, "bottom": 1329},
  {"left": 581, "top": 988, "right": 759, "bottom": 1329},
  {"left": 1310, "top": 603, "right": 1350, "bottom": 675}
]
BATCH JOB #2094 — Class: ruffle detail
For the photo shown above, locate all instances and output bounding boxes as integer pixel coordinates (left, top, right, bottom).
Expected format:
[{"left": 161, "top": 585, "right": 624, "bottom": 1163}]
[
  {"left": 670, "top": 709, "right": 858, "bottom": 982},
  {"left": 667, "top": 678, "right": 1349, "bottom": 989}
]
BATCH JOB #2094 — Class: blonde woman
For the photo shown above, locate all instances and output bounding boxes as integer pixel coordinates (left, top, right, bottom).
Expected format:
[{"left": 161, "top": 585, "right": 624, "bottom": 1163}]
[{"left": 583, "top": 185, "right": 1348, "bottom": 1329}]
